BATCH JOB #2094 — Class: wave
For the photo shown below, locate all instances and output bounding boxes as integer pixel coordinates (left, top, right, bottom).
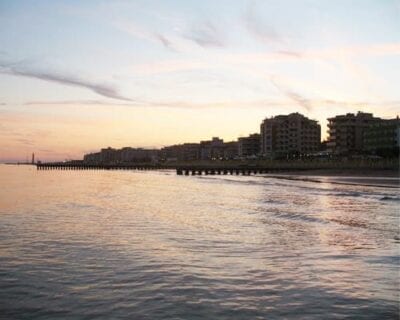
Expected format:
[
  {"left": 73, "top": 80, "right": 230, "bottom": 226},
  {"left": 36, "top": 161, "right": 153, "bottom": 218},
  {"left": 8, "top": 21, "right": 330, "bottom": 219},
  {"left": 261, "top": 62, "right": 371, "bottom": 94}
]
[{"left": 380, "top": 196, "right": 400, "bottom": 202}]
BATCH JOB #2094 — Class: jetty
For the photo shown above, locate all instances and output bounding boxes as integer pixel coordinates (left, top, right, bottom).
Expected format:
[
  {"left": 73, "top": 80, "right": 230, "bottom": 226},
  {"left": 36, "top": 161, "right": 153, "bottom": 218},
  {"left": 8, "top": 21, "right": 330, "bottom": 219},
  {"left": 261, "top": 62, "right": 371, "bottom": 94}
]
[
  {"left": 35, "top": 163, "right": 271, "bottom": 176},
  {"left": 35, "top": 159, "right": 399, "bottom": 176}
]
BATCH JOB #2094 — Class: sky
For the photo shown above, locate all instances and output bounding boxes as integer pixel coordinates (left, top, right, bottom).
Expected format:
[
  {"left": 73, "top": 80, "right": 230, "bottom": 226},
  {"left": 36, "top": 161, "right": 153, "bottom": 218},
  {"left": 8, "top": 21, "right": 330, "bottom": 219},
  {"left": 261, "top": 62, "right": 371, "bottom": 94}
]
[{"left": 0, "top": 0, "right": 399, "bottom": 162}]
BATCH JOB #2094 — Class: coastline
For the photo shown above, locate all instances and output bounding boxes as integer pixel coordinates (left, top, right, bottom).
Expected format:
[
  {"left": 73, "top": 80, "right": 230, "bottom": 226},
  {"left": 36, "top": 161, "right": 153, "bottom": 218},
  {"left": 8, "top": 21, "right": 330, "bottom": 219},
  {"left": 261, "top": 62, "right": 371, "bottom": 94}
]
[
  {"left": 269, "top": 168, "right": 400, "bottom": 177},
  {"left": 264, "top": 169, "right": 400, "bottom": 188}
]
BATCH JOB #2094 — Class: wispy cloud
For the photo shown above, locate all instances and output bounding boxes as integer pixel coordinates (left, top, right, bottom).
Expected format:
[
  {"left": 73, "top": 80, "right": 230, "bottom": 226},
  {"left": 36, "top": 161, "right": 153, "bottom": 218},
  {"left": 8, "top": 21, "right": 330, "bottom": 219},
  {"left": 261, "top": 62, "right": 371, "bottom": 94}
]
[
  {"left": 39, "top": 148, "right": 55, "bottom": 153},
  {"left": 183, "top": 20, "right": 225, "bottom": 48},
  {"left": 269, "top": 74, "right": 400, "bottom": 112},
  {"left": 131, "top": 41, "right": 399, "bottom": 77},
  {"left": 113, "top": 19, "right": 177, "bottom": 51},
  {"left": 25, "top": 100, "right": 115, "bottom": 106},
  {"left": 222, "top": 43, "right": 400, "bottom": 67},
  {"left": 22, "top": 97, "right": 400, "bottom": 117},
  {"left": 0, "top": 61, "right": 132, "bottom": 101},
  {"left": 154, "top": 33, "right": 175, "bottom": 50},
  {"left": 129, "top": 51, "right": 302, "bottom": 77},
  {"left": 270, "top": 76, "right": 313, "bottom": 111},
  {"left": 15, "top": 138, "right": 35, "bottom": 146},
  {"left": 243, "top": 2, "right": 284, "bottom": 46},
  {"left": 276, "top": 50, "right": 303, "bottom": 58},
  {"left": 24, "top": 98, "right": 288, "bottom": 109},
  {"left": 131, "top": 59, "right": 210, "bottom": 75},
  {"left": 309, "top": 43, "right": 400, "bottom": 59}
]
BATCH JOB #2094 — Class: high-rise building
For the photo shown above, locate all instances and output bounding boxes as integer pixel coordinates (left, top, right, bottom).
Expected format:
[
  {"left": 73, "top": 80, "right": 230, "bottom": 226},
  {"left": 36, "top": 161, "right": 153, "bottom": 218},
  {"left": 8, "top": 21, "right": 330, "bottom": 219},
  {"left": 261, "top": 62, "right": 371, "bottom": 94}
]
[
  {"left": 260, "top": 113, "right": 321, "bottom": 158},
  {"left": 327, "top": 111, "right": 381, "bottom": 155}
]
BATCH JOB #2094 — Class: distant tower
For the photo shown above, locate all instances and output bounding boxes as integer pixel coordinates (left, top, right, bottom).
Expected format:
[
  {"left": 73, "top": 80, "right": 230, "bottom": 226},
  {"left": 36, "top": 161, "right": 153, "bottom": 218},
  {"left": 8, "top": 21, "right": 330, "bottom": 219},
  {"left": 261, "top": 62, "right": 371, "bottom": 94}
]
[{"left": 31, "top": 153, "right": 35, "bottom": 164}]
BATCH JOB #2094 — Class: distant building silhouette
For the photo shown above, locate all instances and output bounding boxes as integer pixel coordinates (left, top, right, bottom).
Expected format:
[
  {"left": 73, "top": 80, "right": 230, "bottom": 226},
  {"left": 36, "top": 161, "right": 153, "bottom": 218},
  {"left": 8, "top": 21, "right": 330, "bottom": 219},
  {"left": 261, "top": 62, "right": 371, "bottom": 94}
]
[
  {"left": 199, "top": 137, "right": 238, "bottom": 160},
  {"left": 363, "top": 116, "right": 400, "bottom": 157},
  {"left": 160, "top": 143, "right": 200, "bottom": 162},
  {"left": 199, "top": 137, "right": 224, "bottom": 160},
  {"left": 238, "top": 134, "right": 260, "bottom": 158},
  {"left": 223, "top": 141, "right": 239, "bottom": 160},
  {"left": 83, "top": 147, "right": 158, "bottom": 164},
  {"left": 81, "top": 111, "right": 398, "bottom": 164},
  {"left": 327, "top": 112, "right": 381, "bottom": 155},
  {"left": 260, "top": 113, "right": 321, "bottom": 159},
  {"left": 160, "top": 138, "right": 238, "bottom": 162}
]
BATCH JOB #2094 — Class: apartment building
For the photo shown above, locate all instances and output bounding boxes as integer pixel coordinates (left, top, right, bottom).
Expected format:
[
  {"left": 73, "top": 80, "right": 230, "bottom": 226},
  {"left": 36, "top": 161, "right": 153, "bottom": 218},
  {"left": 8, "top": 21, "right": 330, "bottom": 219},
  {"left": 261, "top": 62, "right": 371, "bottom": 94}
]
[
  {"left": 327, "top": 112, "right": 380, "bottom": 155},
  {"left": 238, "top": 133, "right": 260, "bottom": 157},
  {"left": 160, "top": 143, "right": 200, "bottom": 162},
  {"left": 363, "top": 117, "right": 400, "bottom": 157},
  {"left": 260, "top": 113, "right": 321, "bottom": 158},
  {"left": 83, "top": 147, "right": 158, "bottom": 164}
]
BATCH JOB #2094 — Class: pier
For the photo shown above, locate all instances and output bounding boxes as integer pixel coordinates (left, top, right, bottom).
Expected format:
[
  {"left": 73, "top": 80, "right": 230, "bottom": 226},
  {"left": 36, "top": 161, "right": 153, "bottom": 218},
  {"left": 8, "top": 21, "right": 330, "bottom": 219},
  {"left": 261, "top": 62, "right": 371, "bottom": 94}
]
[
  {"left": 35, "top": 163, "right": 271, "bottom": 176},
  {"left": 175, "top": 167, "right": 270, "bottom": 176},
  {"left": 36, "top": 159, "right": 399, "bottom": 176},
  {"left": 36, "top": 163, "right": 170, "bottom": 171}
]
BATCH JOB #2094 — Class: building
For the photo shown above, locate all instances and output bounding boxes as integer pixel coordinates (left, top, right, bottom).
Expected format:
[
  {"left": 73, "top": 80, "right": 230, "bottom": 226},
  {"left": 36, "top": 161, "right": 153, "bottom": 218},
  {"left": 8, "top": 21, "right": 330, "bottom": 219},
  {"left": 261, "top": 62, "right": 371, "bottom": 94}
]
[
  {"left": 83, "top": 147, "right": 158, "bottom": 164},
  {"left": 181, "top": 143, "right": 201, "bottom": 161},
  {"left": 199, "top": 137, "right": 225, "bottom": 160},
  {"left": 120, "top": 147, "right": 159, "bottom": 163},
  {"left": 160, "top": 138, "right": 238, "bottom": 161},
  {"left": 363, "top": 117, "right": 400, "bottom": 157},
  {"left": 238, "top": 133, "right": 260, "bottom": 158},
  {"left": 199, "top": 137, "right": 239, "bottom": 160},
  {"left": 223, "top": 141, "right": 239, "bottom": 160},
  {"left": 160, "top": 143, "right": 200, "bottom": 162},
  {"left": 260, "top": 113, "right": 321, "bottom": 159},
  {"left": 327, "top": 111, "right": 381, "bottom": 155}
]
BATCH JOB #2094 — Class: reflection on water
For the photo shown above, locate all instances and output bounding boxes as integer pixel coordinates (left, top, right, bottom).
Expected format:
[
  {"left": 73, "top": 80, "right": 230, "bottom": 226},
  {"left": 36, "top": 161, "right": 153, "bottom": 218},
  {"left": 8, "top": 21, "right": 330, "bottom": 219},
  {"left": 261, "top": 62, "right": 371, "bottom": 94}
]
[{"left": 0, "top": 165, "right": 399, "bottom": 319}]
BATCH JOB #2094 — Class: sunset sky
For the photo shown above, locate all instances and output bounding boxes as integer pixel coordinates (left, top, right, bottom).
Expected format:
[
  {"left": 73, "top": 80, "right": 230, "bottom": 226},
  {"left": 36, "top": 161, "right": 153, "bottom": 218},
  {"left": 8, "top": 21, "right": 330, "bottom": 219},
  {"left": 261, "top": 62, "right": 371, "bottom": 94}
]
[{"left": 1, "top": 0, "right": 399, "bottom": 162}]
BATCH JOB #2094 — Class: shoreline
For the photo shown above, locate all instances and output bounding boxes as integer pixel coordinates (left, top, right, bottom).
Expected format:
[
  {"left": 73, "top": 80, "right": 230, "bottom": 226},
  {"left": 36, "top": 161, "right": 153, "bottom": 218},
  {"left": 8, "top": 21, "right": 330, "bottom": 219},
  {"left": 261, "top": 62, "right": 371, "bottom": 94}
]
[
  {"left": 270, "top": 168, "right": 399, "bottom": 178},
  {"left": 264, "top": 169, "right": 399, "bottom": 188}
]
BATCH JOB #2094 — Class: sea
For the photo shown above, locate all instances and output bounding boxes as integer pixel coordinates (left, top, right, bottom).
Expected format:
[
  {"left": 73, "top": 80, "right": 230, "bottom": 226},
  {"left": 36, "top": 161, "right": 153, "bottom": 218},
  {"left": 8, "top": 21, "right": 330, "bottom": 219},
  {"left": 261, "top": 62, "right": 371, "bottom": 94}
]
[{"left": 0, "top": 164, "right": 399, "bottom": 319}]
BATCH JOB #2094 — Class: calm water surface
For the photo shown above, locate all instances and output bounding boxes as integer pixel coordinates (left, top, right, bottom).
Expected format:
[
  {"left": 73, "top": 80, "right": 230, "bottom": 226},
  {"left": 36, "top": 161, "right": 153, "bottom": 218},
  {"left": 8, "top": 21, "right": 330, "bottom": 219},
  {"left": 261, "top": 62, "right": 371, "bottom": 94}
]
[{"left": 0, "top": 165, "right": 399, "bottom": 319}]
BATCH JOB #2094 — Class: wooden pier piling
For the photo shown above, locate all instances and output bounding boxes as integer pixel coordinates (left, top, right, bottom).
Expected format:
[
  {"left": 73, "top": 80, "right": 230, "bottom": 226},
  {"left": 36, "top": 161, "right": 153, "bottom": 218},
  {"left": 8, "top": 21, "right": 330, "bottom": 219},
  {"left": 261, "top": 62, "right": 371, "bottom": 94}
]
[{"left": 35, "top": 162, "right": 285, "bottom": 177}]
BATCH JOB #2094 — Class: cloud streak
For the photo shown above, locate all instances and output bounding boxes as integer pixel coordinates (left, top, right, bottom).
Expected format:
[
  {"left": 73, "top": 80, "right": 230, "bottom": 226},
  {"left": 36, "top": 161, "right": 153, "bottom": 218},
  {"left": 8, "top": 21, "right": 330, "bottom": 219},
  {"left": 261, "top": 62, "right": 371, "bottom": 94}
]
[
  {"left": 243, "top": 2, "right": 284, "bottom": 46},
  {"left": 0, "top": 61, "right": 132, "bottom": 101},
  {"left": 183, "top": 20, "right": 225, "bottom": 48},
  {"left": 270, "top": 76, "right": 313, "bottom": 111},
  {"left": 113, "top": 19, "right": 177, "bottom": 51},
  {"left": 154, "top": 33, "right": 175, "bottom": 50},
  {"left": 130, "top": 42, "right": 399, "bottom": 77},
  {"left": 24, "top": 97, "right": 400, "bottom": 112},
  {"left": 24, "top": 98, "right": 290, "bottom": 109}
]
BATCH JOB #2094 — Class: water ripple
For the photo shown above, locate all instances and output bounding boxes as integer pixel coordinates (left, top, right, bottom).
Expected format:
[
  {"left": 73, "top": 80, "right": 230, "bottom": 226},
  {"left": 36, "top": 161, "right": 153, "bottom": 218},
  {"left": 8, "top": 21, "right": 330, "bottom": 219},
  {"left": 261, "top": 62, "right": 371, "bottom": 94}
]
[{"left": 0, "top": 165, "right": 398, "bottom": 319}]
